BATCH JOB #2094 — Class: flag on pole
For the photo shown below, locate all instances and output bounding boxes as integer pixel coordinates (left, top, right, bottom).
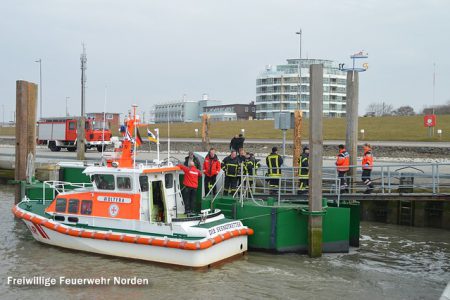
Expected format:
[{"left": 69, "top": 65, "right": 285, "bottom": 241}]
[
  {"left": 147, "top": 129, "right": 157, "bottom": 143},
  {"left": 136, "top": 129, "right": 143, "bottom": 146}
]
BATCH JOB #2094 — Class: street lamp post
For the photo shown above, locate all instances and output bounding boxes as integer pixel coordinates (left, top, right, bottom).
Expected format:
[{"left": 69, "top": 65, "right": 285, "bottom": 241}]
[
  {"left": 66, "top": 97, "right": 70, "bottom": 116},
  {"left": 296, "top": 29, "right": 302, "bottom": 110},
  {"left": 35, "top": 59, "right": 42, "bottom": 119}
]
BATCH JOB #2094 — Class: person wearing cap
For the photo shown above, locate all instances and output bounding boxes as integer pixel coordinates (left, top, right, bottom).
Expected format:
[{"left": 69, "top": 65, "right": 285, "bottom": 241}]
[
  {"left": 298, "top": 146, "right": 309, "bottom": 194},
  {"left": 184, "top": 151, "right": 201, "bottom": 170},
  {"left": 222, "top": 150, "right": 240, "bottom": 196},
  {"left": 266, "top": 147, "right": 283, "bottom": 195},
  {"left": 362, "top": 143, "right": 374, "bottom": 194}
]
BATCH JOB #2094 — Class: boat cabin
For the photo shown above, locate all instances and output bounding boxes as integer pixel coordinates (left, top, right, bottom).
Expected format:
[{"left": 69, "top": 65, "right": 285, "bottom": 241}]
[{"left": 45, "top": 165, "right": 186, "bottom": 226}]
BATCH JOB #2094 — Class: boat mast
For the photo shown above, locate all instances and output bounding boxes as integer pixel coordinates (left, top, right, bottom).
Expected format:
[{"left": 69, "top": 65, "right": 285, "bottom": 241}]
[
  {"left": 101, "top": 85, "right": 107, "bottom": 161},
  {"left": 155, "top": 128, "right": 160, "bottom": 162},
  {"left": 167, "top": 105, "right": 170, "bottom": 163},
  {"left": 132, "top": 104, "right": 138, "bottom": 168}
]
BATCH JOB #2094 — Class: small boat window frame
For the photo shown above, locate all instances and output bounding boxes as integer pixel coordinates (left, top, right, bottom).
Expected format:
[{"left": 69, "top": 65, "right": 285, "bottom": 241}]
[
  {"left": 165, "top": 173, "right": 174, "bottom": 189},
  {"left": 92, "top": 174, "right": 115, "bottom": 190},
  {"left": 139, "top": 175, "right": 149, "bottom": 192},
  {"left": 55, "top": 198, "right": 67, "bottom": 213},
  {"left": 81, "top": 200, "right": 93, "bottom": 215},
  {"left": 117, "top": 176, "right": 133, "bottom": 191},
  {"left": 68, "top": 199, "right": 80, "bottom": 214}
]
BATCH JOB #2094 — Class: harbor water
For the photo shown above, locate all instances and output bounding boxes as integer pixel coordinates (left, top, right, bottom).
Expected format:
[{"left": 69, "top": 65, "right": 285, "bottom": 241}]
[{"left": 0, "top": 185, "right": 449, "bottom": 299}]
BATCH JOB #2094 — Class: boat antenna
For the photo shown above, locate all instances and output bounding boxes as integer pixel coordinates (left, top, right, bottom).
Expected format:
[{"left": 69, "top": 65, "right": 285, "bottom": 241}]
[
  {"left": 167, "top": 104, "right": 170, "bottom": 164},
  {"left": 101, "top": 84, "right": 107, "bottom": 162},
  {"left": 133, "top": 104, "right": 138, "bottom": 168},
  {"left": 155, "top": 128, "right": 160, "bottom": 163}
]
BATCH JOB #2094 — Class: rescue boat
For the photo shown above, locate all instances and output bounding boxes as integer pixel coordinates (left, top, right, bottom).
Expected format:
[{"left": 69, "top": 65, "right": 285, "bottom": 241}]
[{"left": 13, "top": 106, "right": 253, "bottom": 268}]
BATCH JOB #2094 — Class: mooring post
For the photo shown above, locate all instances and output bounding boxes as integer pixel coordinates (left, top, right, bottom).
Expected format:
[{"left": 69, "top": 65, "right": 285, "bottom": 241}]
[
  {"left": 308, "top": 64, "right": 323, "bottom": 258},
  {"left": 15, "top": 80, "right": 38, "bottom": 204},
  {"left": 345, "top": 71, "right": 359, "bottom": 192},
  {"left": 201, "top": 114, "right": 210, "bottom": 151},
  {"left": 292, "top": 110, "right": 303, "bottom": 168}
]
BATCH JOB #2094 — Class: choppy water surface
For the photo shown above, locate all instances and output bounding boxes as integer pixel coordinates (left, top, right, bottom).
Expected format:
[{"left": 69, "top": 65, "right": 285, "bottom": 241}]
[{"left": 0, "top": 185, "right": 448, "bottom": 299}]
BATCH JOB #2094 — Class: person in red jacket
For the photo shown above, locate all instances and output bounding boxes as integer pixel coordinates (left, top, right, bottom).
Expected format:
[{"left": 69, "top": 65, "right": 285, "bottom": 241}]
[
  {"left": 203, "top": 148, "right": 221, "bottom": 196},
  {"left": 335, "top": 144, "right": 350, "bottom": 193},
  {"left": 177, "top": 161, "right": 202, "bottom": 215},
  {"left": 362, "top": 143, "right": 374, "bottom": 194}
]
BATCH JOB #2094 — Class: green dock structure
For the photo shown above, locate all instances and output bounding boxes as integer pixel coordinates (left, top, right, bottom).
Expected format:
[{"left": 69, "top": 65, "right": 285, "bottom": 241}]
[{"left": 202, "top": 196, "right": 360, "bottom": 253}]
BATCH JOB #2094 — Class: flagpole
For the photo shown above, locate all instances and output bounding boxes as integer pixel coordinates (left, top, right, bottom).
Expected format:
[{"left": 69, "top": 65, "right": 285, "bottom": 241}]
[
  {"left": 167, "top": 106, "right": 170, "bottom": 164},
  {"left": 156, "top": 128, "right": 160, "bottom": 162},
  {"left": 133, "top": 104, "right": 137, "bottom": 168},
  {"left": 101, "top": 84, "right": 107, "bottom": 161}
]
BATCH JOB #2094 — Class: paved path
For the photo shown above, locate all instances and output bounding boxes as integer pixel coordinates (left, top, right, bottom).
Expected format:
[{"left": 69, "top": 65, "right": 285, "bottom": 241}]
[
  {"left": 1, "top": 136, "right": 449, "bottom": 148},
  {"left": 1, "top": 145, "right": 448, "bottom": 169}
]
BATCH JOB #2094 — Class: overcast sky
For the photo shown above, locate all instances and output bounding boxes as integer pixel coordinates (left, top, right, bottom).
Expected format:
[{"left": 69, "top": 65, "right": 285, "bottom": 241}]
[{"left": 0, "top": 0, "right": 449, "bottom": 120}]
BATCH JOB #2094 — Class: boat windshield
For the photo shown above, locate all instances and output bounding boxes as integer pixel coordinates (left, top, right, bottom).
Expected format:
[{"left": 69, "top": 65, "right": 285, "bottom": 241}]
[{"left": 92, "top": 174, "right": 115, "bottom": 190}]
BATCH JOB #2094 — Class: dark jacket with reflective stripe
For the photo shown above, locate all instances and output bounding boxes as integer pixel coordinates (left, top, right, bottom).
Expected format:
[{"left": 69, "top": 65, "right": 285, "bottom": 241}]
[
  {"left": 298, "top": 153, "right": 309, "bottom": 177},
  {"left": 222, "top": 155, "right": 240, "bottom": 177},
  {"left": 266, "top": 153, "right": 283, "bottom": 177}
]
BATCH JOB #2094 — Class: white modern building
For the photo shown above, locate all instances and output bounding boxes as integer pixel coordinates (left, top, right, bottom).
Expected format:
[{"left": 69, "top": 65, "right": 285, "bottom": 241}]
[
  {"left": 153, "top": 94, "right": 220, "bottom": 123},
  {"left": 256, "top": 58, "right": 347, "bottom": 119}
]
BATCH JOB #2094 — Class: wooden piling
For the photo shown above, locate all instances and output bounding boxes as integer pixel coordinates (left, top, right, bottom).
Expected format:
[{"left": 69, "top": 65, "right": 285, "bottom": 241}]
[
  {"left": 201, "top": 114, "right": 210, "bottom": 151},
  {"left": 308, "top": 64, "right": 323, "bottom": 258},
  {"left": 345, "top": 71, "right": 359, "bottom": 191},
  {"left": 15, "top": 80, "right": 38, "bottom": 204},
  {"left": 292, "top": 110, "right": 303, "bottom": 168}
]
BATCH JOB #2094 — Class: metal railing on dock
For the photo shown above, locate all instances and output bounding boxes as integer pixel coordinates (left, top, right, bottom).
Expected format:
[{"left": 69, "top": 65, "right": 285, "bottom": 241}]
[{"left": 208, "top": 162, "right": 450, "bottom": 206}]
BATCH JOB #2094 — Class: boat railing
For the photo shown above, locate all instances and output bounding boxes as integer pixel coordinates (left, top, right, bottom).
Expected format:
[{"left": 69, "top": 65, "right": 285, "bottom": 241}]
[
  {"left": 42, "top": 181, "right": 93, "bottom": 204},
  {"left": 207, "top": 173, "right": 225, "bottom": 210}
]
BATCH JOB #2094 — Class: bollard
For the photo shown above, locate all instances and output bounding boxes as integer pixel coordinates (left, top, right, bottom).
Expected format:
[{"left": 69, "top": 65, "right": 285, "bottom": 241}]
[
  {"left": 15, "top": 81, "right": 38, "bottom": 204},
  {"left": 308, "top": 64, "right": 324, "bottom": 258}
]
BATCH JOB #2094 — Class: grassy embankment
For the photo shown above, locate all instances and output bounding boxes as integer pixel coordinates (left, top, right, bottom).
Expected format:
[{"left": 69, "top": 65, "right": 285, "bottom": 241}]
[
  {"left": 145, "top": 115, "right": 450, "bottom": 142},
  {"left": 1, "top": 115, "right": 449, "bottom": 142}
]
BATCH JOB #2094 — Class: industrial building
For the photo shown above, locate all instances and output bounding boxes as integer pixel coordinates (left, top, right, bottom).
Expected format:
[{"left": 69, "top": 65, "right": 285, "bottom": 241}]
[
  {"left": 153, "top": 94, "right": 220, "bottom": 123},
  {"left": 203, "top": 102, "right": 256, "bottom": 121}
]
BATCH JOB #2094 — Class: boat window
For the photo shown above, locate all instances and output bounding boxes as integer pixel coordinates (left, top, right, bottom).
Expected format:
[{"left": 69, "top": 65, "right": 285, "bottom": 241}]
[
  {"left": 68, "top": 199, "right": 79, "bottom": 214},
  {"left": 93, "top": 174, "right": 115, "bottom": 190},
  {"left": 55, "top": 198, "right": 67, "bottom": 213},
  {"left": 165, "top": 173, "right": 173, "bottom": 188},
  {"left": 139, "top": 175, "right": 149, "bottom": 192},
  {"left": 117, "top": 176, "right": 132, "bottom": 190},
  {"left": 81, "top": 200, "right": 93, "bottom": 215},
  {"left": 54, "top": 216, "right": 65, "bottom": 221},
  {"left": 68, "top": 217, "right": 79, "bottom": 223}
]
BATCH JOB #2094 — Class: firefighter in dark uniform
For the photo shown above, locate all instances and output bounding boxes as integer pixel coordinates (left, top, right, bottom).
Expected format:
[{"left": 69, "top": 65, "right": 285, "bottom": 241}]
[
  {"left": 237, "top": 148, "right": 247, "bottom": 187},
  {"left": 222, "top": 150, "right": 240, "bottom": 196},
  {"left": 298, "top": 146, "right": 309, "bottom": 194},
  {"left": 243, "top": 152, "right": 260, "bottom": 187},
  {"left": 266, "top": 147, "right": 283, "bottom": 194}
]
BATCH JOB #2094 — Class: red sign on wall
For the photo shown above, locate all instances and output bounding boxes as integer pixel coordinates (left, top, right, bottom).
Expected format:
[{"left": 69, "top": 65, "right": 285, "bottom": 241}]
[{"left": 424, "top": 115, "right": 436, "bottom": 127}]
